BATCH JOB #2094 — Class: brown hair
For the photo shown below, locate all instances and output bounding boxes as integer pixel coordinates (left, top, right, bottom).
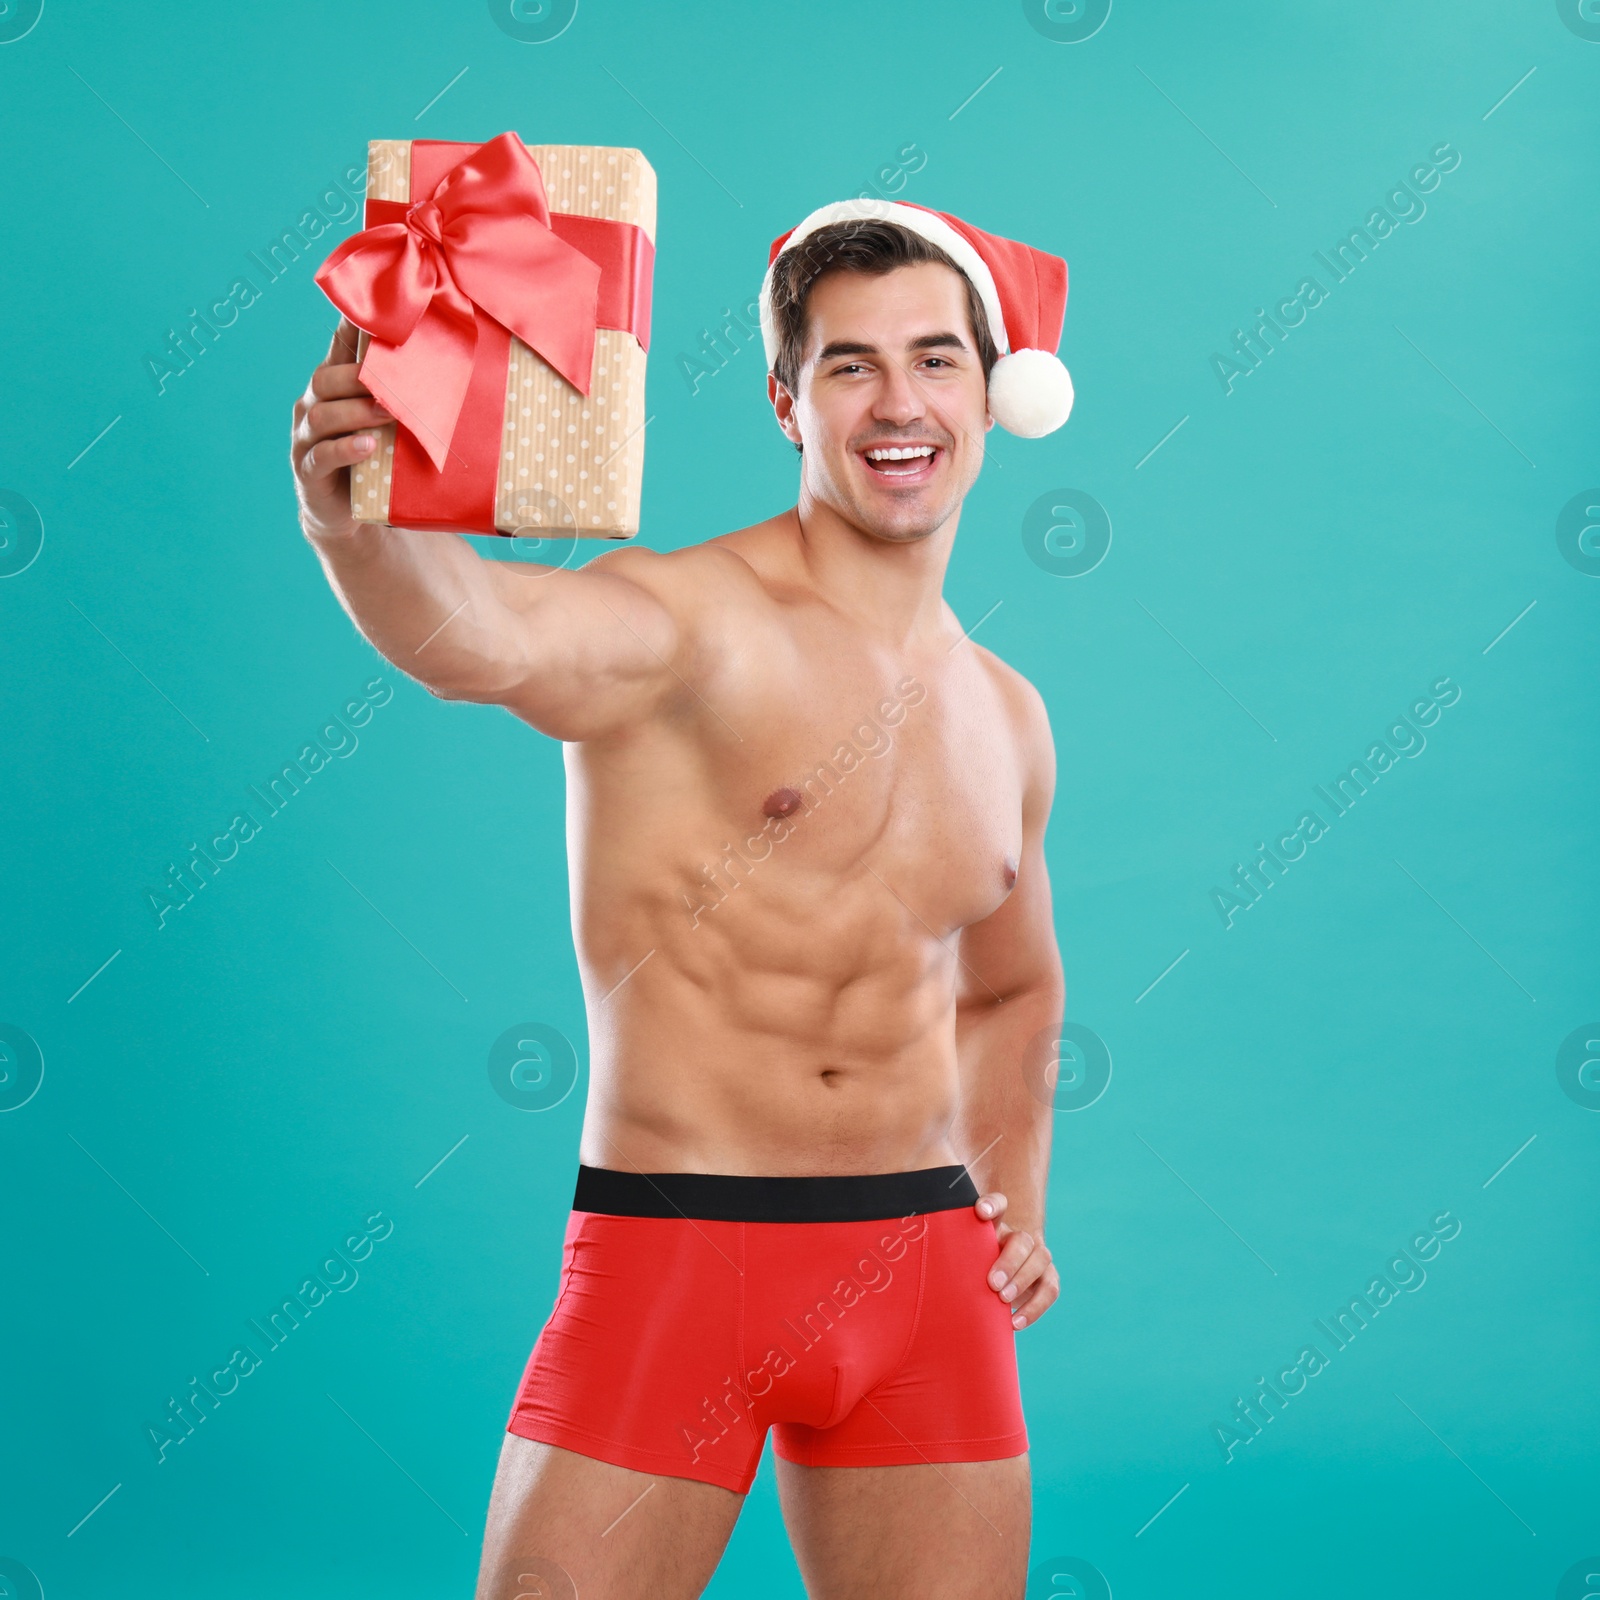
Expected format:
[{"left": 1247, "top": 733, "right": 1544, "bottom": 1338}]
[{"left": 767, "top": 218, "right": 1000, "bottom": 394}]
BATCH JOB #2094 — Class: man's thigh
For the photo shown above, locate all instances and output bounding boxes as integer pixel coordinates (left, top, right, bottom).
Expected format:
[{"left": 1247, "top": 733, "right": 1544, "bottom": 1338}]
[
  {"left": 475, "top": 1434, "right": 745, "bottom": 1600},
  {"left": 774, "top": 1452, "right": 1032, "bottom": 1600}
]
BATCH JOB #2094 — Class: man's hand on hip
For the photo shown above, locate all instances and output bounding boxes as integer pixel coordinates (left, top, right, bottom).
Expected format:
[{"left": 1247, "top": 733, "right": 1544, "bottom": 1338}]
[{"left": 976, "top": 1191, "right": 1058, "bottom": 1330}]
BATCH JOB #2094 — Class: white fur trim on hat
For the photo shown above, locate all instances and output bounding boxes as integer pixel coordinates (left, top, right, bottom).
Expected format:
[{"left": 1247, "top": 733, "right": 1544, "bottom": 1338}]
[
  {"left": 759, "top": 199, "right": 1011, "bottom": 369},
  {"left": 988, "top": 347, "right": 1075, "bottom": 438}
]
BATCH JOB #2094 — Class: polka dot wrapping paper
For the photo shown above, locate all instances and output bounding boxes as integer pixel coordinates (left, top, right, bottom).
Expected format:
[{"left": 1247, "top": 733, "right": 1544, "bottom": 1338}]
[{"left": 349, "top": 139, "right": 655, "bottom": 539}]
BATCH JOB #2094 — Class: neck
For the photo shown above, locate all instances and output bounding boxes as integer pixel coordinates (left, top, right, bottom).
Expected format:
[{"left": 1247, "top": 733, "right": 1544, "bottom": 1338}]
[{"left": 789, "top": 485, "right": 960, "bottom": 648}]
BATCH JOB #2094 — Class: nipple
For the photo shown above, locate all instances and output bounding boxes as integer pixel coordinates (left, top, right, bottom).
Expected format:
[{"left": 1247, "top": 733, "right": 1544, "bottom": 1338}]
[
  {"left": 763, "top": 786, "right": 803, "bottom": 819},
  {"left": 1002, "top": 857, "right": 1019, "bottom": 890}
]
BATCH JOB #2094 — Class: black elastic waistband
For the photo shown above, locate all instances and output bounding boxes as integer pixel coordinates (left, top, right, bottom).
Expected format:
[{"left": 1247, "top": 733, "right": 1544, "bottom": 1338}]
[{"left": 572, "top": 1163, "right": 978, "bottom": 1222}]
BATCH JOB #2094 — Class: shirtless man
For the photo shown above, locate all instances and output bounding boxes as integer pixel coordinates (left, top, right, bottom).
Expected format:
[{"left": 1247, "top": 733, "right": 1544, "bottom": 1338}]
[{"left": 292, "top": 201, "right": 1073, "bottom": 1599}]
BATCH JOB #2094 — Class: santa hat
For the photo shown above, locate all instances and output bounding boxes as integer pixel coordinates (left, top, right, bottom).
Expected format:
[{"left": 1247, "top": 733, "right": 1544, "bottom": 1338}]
[{"left": 758, "top": 199, "right": 1074, "bottom": 438}]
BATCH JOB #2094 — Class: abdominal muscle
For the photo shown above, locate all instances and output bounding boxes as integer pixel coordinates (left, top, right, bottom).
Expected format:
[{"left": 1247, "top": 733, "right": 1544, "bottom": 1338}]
[{"left": 570, "top": 850, "right": 966, "bottom": 1180}]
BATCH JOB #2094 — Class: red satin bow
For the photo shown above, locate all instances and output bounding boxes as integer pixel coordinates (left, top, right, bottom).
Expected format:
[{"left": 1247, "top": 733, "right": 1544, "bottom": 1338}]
[{"left": 315, "top": 132, "right": 601, "bottom": 472}]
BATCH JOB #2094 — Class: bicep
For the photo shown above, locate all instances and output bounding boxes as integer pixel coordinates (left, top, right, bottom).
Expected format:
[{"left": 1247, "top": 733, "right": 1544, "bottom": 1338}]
[
  {"left": 957, "top": 695, "right": 1062, "bottom": 1004},
  {"left": 482, "top": 555, "right": 689, "bottom": 740},
  {"left": 957, "top": 824, "right": 1061, "bottom": 1007}
]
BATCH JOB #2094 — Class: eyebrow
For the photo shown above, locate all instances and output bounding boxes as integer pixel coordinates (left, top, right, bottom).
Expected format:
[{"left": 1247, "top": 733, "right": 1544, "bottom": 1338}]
[{"left": 813, "top": 331, "right": 971, "bottom": 364}]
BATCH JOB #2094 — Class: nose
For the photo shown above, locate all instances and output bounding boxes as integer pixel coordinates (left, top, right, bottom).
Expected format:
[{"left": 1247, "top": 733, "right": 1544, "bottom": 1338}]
[{"left": 872, "top": 358, "right": 926, "bottom": 426}]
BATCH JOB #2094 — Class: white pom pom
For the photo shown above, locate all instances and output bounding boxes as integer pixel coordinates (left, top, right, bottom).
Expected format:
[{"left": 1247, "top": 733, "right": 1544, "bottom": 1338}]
[{"left": 988, "top": 348, "right": 1074, "bottom": 438}]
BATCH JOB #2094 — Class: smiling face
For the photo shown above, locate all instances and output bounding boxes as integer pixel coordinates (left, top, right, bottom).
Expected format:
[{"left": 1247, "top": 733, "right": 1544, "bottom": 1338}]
[{"left": 770, "top": 261, "right": 994, "bottom": 545}]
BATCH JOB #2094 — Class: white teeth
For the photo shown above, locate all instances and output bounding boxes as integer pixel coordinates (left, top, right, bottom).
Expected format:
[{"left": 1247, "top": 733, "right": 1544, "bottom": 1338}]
[{"left": 865, "top": 445, "right": 935, "bottom": 461}]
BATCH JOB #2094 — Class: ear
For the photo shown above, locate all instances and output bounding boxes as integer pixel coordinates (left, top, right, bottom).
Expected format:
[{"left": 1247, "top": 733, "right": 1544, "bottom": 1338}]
[{"left": 769, "top": 371, "right": 804, "bottom": 450}]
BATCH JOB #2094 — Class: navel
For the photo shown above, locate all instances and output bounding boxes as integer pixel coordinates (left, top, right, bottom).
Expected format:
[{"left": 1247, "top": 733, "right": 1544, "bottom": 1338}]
[{"left": 763, "top": 786, "right": 803, "bottom": 819}]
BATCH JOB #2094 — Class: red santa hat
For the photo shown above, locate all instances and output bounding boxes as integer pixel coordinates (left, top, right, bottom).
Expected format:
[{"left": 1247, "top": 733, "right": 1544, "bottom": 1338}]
[{"left": 758, "top": 199, "right": 1074, "bottom": 438}]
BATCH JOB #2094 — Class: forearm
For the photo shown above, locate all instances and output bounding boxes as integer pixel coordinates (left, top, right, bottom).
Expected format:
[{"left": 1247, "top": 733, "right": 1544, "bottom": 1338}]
[
  {"left": 952, "top": 980, "right": 1063, "bottom": 1234},
  {"left": 292, "top": 325, "right": 534, "bottom": 701}
]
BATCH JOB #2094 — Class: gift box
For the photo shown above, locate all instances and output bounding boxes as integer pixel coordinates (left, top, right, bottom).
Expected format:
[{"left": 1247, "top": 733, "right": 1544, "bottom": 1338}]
[{"left": 316, "top": 134, "right": 656, "bottom": 539}]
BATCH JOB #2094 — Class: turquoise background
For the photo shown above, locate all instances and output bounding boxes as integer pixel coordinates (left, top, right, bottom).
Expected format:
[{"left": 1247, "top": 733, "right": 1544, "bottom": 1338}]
[{"left": 2, "top": 1, "right": 1597, "bottom": 1595}]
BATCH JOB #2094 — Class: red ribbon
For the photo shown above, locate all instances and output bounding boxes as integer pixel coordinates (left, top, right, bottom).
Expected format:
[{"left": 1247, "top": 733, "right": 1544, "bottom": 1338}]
[{"left": 314, "top": 133, "right": 653, "bottom": 531}]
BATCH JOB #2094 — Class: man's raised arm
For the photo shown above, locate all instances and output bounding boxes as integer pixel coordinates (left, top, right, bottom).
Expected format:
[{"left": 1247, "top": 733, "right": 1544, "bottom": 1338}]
[{"left": 291, "top": 318, "right": 683, "bottom": 742}]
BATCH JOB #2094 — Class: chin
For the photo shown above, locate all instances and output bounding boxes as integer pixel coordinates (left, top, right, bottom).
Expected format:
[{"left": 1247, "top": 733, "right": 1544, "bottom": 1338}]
[
  {"left": 823, "top": 476, "right": 965, "bottom": 544},
  {"left": 853, "top": 484, "right": 966, "bottom": 543},
  {"left": 855, "top": 508, "right": 947, "bottom": 544}
]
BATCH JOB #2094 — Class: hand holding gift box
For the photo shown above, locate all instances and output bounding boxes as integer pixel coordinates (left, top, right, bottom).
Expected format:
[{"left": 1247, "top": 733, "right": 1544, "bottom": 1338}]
[{"left": 314, "top": 132, "right": 655, "bottom": 539}]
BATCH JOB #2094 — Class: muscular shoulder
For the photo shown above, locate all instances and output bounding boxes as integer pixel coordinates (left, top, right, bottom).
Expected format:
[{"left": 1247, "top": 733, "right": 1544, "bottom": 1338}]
[
  {"left": 971, "top": 642, "right": 1057, "bottom": 804},
  {"left": 578, "top": 535, "right": 768, "bottom": 614}
]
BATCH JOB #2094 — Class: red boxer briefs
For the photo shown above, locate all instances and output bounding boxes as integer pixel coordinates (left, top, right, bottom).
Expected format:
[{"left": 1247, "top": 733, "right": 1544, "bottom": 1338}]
[{"left": 505, "top": 1164, "right": 1028, "bottom": 1494}]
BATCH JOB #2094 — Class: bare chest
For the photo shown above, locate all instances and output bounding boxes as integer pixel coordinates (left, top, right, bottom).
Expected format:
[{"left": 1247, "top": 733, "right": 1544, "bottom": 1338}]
[{"left": 702, "top": 651, "right": 1025, "bottom": 932}]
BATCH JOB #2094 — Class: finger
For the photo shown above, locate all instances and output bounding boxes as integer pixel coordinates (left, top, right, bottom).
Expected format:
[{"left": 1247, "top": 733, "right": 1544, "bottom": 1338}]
[
  {"left": 1009, "top": 1271, "right": 1059, "bottom": 1329},
  {"left": 311, "top": 361, "right": 378, "bottom": 403},
  {"left": 975, "top": 1191, "right": 1006, "bottom": 1221},
  {"left": 307, "top": 397, "right": 393, "bottom": 440},
  {"left": 986, "top": 1228, "right": 1035, "bottom": 1292},
  {"left": 300, "top": 431, "right": 379, "bottom": 483},
  {"left": 996, "top": 1245, "right": 1048, "bottom": 1304}
]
